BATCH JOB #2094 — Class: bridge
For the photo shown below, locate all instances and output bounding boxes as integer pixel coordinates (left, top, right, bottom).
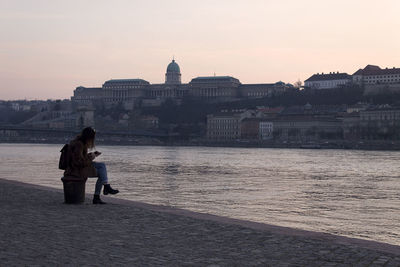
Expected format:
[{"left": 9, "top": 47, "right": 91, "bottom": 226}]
[{"left": 0, "top": 125, "right": 174, "bottom": 143}]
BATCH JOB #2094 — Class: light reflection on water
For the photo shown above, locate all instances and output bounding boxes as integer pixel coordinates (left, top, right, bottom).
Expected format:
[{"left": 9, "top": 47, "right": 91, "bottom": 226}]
[{"left": 1, "top": 143, "right": 400, "bottom": 245}]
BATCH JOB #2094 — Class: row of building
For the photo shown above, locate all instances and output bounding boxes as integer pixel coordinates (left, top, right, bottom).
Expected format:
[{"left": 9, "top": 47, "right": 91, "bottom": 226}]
[
  {"left": 206, "top": 104, "right": 400, "bottom": 142},
  {"left": 304, "top": 64, "right": 400, "bottom": 90},
  {"left": 73, "top": 61, "right": 400, "bottom": 110}
]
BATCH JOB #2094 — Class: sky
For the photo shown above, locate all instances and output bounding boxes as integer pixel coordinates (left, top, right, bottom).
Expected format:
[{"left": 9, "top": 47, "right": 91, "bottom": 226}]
[{"left": 1, "top": 0, "right": 399, "bottom": 100}]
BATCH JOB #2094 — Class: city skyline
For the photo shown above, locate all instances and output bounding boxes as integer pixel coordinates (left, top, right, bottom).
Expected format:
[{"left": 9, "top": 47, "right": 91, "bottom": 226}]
[{"left": 1, "top": 0, "right": 399, "bottom": 100}]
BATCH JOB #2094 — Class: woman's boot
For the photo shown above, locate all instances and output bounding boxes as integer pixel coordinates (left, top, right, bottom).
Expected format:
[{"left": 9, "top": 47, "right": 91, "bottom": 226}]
[
  {"left": 103, "top": 184, "right": 119, "bottom": 195},
  {"left": 93, "top": 194, "right": 106, "bottom": 204}
]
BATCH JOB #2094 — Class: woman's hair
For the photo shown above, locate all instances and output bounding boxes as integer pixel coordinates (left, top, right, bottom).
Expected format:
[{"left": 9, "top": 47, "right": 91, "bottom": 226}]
[{"left": 77, "top": 127, "right": 96, "bottom": 149}]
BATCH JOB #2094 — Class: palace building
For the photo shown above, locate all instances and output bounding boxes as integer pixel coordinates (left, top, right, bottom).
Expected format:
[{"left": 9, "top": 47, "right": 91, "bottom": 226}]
[{"left": 72, "top": 59, "right": 294, "bottom": 108}]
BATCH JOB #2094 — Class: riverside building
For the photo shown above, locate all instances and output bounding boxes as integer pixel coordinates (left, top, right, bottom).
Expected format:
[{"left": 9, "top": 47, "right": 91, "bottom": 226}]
[{"left": 206, "top": 110, "right": 257, "bottom": 141}]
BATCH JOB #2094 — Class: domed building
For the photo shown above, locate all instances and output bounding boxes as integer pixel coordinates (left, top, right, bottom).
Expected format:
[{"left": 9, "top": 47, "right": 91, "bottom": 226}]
[
  {"left": 72, "top": 57, "right": 294, "bottom": 109},
  {"left": 165, "top": 59, "right": 181, "bottom": 84}
]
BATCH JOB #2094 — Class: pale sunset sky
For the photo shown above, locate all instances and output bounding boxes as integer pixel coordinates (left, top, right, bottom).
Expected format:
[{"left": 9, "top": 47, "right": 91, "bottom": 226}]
[{"left": 1, "top": 0, "right": 399, "bottom": 100}]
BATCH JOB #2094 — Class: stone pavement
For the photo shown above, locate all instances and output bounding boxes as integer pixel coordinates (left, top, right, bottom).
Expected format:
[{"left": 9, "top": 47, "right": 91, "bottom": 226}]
[{"left": 1, "top": 178, "right": 400, "bottom": 266}]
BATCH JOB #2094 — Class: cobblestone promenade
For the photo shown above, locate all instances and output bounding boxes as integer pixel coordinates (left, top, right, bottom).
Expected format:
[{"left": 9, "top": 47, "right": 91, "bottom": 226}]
[{"left": 1, "top": 178, "right": 400, "bottom": 266}]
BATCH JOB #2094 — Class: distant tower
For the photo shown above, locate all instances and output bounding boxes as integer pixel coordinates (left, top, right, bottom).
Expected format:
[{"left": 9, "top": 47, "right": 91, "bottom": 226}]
[{"left": 165, "top": 58, "right": 181, "bottom": 84}]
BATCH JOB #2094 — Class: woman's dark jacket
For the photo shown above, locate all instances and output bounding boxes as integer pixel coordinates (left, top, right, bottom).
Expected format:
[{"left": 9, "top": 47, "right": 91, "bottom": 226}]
[{"left": 63, "top": 139, "right": 97, "bottom": 180}]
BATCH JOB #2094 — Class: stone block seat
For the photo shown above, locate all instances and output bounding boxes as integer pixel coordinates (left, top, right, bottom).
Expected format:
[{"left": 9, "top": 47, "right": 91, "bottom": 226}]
[{"left": 61, "top": 176, "right": 87, "bottom": 204}]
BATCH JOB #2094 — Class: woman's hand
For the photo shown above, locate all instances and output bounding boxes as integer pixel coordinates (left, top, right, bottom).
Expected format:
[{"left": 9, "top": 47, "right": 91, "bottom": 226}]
[{"left": 88, "top": 151, "right": 101, "bottom": 160}]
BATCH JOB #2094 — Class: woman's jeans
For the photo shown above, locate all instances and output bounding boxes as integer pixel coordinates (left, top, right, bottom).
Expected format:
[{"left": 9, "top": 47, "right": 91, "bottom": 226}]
[{"left": 92, "top": 162, "right": 108, "bottom": 195}]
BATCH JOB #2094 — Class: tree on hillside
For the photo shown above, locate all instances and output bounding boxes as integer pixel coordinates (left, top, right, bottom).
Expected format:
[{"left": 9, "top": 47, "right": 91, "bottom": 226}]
[{"left": 294, "top": 79, "right": 303, "bottom": 89}]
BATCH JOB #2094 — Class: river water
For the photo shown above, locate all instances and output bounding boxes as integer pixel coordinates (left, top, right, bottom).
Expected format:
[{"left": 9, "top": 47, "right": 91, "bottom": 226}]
[{"left": 1, "top": 143, "right": 400, "bottom": 245}]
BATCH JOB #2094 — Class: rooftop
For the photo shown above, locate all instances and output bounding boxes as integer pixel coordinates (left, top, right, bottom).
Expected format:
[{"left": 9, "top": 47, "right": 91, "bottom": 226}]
[
  {"left": 75, "top": 86, "right": 102, "bottom": 91},
  {"left": 353, "top": 65, "right": 400, "bottom": 76},
  {"left": 305, "top": 72, "right": 351, "bottom": 82},
  {"left": 103, "top": 79, "right": 150, "bottom": 86},
  {"left": 190, "top": 76, "right": 240, "bottom": 84}
]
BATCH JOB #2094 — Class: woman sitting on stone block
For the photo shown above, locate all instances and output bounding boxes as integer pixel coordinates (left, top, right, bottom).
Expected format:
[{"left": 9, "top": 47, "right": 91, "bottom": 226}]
[{"left": 64, "top": 127, "right": 119, "bottom": 204}]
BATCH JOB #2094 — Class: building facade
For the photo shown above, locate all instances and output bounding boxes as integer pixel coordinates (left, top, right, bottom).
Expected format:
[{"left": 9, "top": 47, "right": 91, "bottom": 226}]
[
  {"left": 71, "top": 87, "right": 103, "bottom": 106},
  {"left": 304, "top": 72, "right": 352, "bottom": 89},
  {"left": 358, "top": 107, "right": 400, "bottom": 140},
  {"left": 259, "top": 121, "right": 274, "bottom": 140},
  {"left": 207, "top": 110, "right": 255, "bottom": 141},
  {"left": 189, "top": 76, "right": 241, "bottom": 102},
  {"left": 273, "top": 115, "right": 343, "bottom": 141},
  {"left": 241, "top": 118, "right": 261, "bottom": 140},
  {"left": 353, "top": 65, "right": 400, "bottom": 85},
  {"left": 72, "top": 59, "right": 294, "bottom": 108},
  {"left": 240, "top": 82, "right": 292, "bottom": 98},
  {"left": 240, "top": 119, "right": 274, "bottom": 140},
  {"left": 102, "top": 79, "right": 150, "bottom": 107},
  {"left": 342, "top": 112, "right": 361, "bottom": 140}
]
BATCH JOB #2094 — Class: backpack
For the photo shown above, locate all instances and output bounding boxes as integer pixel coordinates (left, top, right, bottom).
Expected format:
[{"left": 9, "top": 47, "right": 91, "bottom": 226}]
[{"left": 59, "top": 144, "right": 69, "bottom": 170}]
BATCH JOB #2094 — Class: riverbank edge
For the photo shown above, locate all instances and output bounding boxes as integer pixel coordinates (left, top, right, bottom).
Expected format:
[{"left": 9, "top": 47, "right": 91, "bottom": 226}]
[
  {"left": 1, "top": 177, "right": 399, "bottom": 256},
  {"left": 1, "top": 139, "right": 400, "bottom": 151}
]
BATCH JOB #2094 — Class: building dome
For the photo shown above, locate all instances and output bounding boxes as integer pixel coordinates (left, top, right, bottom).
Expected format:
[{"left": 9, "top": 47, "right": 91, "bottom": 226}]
[
  {"left": 165, "top": 59, "right": 181, "bottom": 84},
  {"left": 166, "top": 59, "right": 180, "bottom": 73}
]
